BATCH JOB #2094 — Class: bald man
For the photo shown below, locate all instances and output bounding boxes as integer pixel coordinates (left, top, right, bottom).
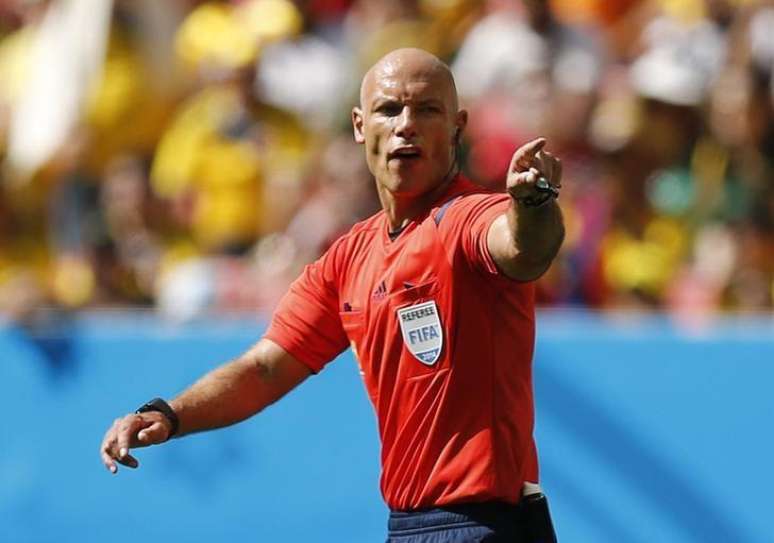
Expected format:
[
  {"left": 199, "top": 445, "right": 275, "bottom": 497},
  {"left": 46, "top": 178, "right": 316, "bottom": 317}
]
[{"left": 101, "top": 48, "right": 563, "bottom": 542}]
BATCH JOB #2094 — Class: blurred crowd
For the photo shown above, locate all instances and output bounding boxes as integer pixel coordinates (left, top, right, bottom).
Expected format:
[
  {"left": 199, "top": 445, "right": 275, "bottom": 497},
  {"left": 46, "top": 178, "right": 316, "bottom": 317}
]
[{"left": 0, "top": 0, "right": 771, "bottom": 322}]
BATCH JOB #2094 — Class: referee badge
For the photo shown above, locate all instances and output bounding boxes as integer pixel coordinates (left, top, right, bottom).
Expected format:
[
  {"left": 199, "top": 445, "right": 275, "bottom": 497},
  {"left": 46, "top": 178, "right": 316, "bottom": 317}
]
[{"left": 397, "top": 300, "right": 443, "bottom": 365}]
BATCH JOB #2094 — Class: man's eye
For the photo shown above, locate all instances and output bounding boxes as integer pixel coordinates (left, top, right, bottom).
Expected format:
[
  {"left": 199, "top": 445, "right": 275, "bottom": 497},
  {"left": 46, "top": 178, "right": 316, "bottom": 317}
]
[
  {"left": 378, "top": 103, "right": 402, "bottom": 116},
  {"left": 420, "top": 105, "right": 441, "bottom": 113}
]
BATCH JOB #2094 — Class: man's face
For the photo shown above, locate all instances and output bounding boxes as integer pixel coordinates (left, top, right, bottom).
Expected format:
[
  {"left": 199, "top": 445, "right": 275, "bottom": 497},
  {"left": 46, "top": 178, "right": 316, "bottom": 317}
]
[{"left": 352, "top": 59, "right": 465, "bottom": 198}]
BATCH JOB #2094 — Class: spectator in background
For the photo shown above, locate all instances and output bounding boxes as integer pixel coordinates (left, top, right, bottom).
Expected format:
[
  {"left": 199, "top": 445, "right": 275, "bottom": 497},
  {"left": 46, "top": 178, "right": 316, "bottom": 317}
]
[
  {"left": 0, "top": 0, "right": 770, "bottom": 319},
  {"left": 453, "top": 0, "right": 605, "bottom": 186},
  {"left": 344, "top": 0, "right": 480, "bottom": 72},
  {"left": 0, "top": 1, "right": 185, "bottom": 313},
  {"left": 150, "top": 0, "right": 315, "bottom": 319},
  {"left": 96, "top": 154, "right": 163, "bottom": 305},
  {"left": 152, "top": 0, "right": 310, "bottom": 255},
  {"left": 452, "top": 0, "right": 609, "bottom": 306},
  {"left": 595, "top": 0, "right": 773, "bottom": 312},
  {"left": 687, "top": 2, "right": 774, "bottom": 313}
]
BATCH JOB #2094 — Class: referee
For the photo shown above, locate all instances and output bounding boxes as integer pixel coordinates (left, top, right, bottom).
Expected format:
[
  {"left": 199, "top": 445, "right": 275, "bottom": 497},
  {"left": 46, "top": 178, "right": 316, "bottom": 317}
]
[{"left": 101, "top": 48, "right": 563, "bottom": 542}]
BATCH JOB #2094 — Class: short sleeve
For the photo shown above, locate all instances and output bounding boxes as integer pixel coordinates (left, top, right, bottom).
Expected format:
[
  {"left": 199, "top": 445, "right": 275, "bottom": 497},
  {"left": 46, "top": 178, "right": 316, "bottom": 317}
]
[
  {"left": 264, "top": 242, "right": 349, "bottom": 373},
  {"left": 443, "top": 193, "right": 511, "bottom": 277}
]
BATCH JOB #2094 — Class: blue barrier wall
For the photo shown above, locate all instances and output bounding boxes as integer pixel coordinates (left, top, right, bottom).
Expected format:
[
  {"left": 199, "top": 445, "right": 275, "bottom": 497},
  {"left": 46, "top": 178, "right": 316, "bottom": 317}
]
[{"left": 1, "top": 311, "right": 772, "bottom": 542}]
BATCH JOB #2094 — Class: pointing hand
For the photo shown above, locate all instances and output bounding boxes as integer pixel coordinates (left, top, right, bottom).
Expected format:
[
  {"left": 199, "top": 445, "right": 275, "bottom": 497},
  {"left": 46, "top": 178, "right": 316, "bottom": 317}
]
[{"left": 506, "top": 138, "right": 562, "bottom": 204}]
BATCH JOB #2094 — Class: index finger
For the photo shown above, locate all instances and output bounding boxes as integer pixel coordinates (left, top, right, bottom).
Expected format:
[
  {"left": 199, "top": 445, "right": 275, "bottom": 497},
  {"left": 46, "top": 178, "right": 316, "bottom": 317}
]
[
  {"left": 101, "top": 419, "right": 121, "bottom": 473},
  {"left": 509, "top": 138, "right": 547, "bottom": 172},
  {"left": 115, "top": 415, "right": 146, "bottom": 459}
]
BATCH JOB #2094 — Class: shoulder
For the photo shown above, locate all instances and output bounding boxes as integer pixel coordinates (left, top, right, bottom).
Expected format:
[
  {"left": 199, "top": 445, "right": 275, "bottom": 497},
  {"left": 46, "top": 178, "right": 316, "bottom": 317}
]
[
  {"left": 455, "top": 189, "right": 507, "bottom": 206},
  {"left": 338, "top": 211, "right": 382, "bottom": 243},
  {"left": 322, "top": 210, "right": 383, "bottom": 261},
  {"left": 439, "top": 187, "right": 510, "bottom": 225}
]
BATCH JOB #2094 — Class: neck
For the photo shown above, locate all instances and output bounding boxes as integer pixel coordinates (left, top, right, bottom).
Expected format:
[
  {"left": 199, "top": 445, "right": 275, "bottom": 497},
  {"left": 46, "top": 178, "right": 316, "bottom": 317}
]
[{"left": 378, "top": 172, "right": 458, "bottom": 231}]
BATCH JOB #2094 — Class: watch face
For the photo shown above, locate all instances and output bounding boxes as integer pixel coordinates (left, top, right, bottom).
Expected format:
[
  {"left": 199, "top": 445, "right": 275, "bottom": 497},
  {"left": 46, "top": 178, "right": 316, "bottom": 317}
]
[
  {"left": 136, "top": 399, "right": 178, "bottom": 435},
  {"left": 136, "top": 400, "right": 161, "bottom": 414}
]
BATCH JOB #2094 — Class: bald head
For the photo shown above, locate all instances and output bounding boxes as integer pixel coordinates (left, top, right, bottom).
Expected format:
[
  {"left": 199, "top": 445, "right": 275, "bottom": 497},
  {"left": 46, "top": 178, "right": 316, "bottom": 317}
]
[
  {"left": 360, "top": 48, "right": 459, "bottom": 112},
  {"left": 352, "top": 48, "right": 467, "bottom": 202}
]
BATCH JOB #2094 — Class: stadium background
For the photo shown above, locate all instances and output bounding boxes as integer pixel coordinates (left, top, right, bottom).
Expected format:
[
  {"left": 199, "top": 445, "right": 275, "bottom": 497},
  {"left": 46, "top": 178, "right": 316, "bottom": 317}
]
[{"left": 0, "top": 0, "right": 772, "bottom": 541}]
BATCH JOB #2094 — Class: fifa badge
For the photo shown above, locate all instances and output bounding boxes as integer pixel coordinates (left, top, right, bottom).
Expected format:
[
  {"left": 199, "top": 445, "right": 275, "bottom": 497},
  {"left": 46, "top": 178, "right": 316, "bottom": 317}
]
[{"left": 397, "top": 300, "right": 443, "bottom": 365}]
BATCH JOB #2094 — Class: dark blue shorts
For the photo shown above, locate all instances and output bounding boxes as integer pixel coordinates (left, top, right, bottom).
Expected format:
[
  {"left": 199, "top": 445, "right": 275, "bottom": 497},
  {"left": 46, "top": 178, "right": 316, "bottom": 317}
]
[{"left": 386, "top": 496, "right": 557, "bottom": 543}]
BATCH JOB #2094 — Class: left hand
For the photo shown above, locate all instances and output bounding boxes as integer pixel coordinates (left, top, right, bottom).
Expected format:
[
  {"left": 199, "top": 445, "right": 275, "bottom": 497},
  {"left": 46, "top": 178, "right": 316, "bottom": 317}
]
[
  {"left": 506, "top": 138, "right": 562, "bottom": 202},
  {"left": 100, "top": 412, "right": 173, "bottom": 474}
]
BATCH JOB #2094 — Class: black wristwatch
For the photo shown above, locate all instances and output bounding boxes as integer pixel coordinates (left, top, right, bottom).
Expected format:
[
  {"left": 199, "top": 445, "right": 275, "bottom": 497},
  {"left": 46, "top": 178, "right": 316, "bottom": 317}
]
[
  {"left": 136, "top": 397, "right": 179, "bottom": 437},
  {"left": 535, "top": 176, "right": 560, "bottom": 198},
  {"left": 516, "top": 176, "right": 560, "bottom": 208}
]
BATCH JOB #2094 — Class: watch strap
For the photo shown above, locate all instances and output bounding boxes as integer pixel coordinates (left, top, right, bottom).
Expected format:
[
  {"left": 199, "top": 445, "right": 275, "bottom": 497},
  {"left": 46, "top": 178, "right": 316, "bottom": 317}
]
[
  {"left": 514, "top": 176, "right": 559, "bottom": 208},
  {"left": 136, "top": 397, "right": 179, "bottom": 437}
]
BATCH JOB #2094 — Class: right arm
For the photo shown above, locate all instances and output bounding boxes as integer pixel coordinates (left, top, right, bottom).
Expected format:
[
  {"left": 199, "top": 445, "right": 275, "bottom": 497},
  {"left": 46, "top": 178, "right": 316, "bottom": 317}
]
[
  {"left": 100, "top": 338, "right": 311, "bottom": 473},
  {"left": 487, "top": 138, "right": 564, "bottom": 282}
]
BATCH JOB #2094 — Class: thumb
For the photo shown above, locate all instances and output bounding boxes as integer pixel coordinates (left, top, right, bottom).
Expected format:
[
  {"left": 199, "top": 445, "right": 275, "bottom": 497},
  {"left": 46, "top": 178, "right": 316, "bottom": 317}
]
[
  {"left": 507, "top": 170, "right": 540, "bottom": 198},
  {"left": 137, "top": 421, "right": 171, "bottom": 446}
]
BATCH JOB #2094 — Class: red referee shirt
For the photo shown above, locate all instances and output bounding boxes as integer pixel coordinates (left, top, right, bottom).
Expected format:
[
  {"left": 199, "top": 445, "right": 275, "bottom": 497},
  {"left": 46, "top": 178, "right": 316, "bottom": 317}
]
[{"left": 265, "top": 176, "right": 538, "bottom": 510}]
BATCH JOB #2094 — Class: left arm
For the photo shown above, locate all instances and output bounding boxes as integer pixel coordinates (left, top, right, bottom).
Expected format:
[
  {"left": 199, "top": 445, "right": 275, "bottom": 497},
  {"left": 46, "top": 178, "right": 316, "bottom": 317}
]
[{"left": 487, "top": 138, "right": 565, "bottom": 281}]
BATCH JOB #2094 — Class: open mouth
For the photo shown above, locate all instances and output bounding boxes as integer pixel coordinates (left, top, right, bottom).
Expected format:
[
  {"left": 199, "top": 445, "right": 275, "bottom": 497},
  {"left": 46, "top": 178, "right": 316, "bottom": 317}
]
[{"left": 388, "top": 146, "right": 422, "bottom": 160}]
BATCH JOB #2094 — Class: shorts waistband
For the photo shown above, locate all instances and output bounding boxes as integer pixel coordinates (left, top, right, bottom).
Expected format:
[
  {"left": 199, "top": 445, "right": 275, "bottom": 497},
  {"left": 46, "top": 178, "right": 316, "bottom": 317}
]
[{"left": 388, "top": 501, "right": 522, "bottom": 535}]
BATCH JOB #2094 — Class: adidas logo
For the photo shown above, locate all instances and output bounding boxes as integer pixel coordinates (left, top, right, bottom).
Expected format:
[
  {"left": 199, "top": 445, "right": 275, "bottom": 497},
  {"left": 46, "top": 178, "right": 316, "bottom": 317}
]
[{"left": 372, "top": 281, "right": 387, "bottom": 300}]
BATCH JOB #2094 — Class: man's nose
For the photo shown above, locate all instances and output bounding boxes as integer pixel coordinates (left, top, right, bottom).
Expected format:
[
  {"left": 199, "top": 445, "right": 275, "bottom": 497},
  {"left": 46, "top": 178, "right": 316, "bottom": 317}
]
[{"left": 395, "top": 107, "right": 417, "bottom": 139}]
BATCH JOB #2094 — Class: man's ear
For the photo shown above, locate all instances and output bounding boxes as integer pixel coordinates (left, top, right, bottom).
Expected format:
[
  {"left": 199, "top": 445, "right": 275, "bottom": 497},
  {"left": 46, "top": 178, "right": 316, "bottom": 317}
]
[
  {"left": 352, "top": 107, "right": 365, "bottom": 144},
  {"left": 454, "top": 109, "right": 468, "bottom": 143}
]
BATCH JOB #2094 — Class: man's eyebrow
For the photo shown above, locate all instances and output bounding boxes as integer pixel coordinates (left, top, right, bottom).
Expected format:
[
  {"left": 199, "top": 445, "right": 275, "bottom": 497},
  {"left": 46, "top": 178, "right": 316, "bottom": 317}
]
[
  {"left": 368, "top": 95, "right": 446, "bottom": 111},
  {"left": 416, "top": 98, "right": 445, "bottom": 107},
  {"left": 373, "top": 95, "right": 399, "bottom": 104}
]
